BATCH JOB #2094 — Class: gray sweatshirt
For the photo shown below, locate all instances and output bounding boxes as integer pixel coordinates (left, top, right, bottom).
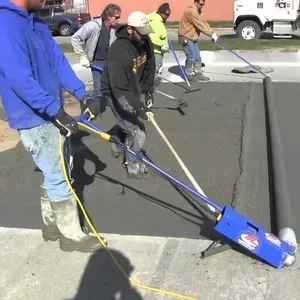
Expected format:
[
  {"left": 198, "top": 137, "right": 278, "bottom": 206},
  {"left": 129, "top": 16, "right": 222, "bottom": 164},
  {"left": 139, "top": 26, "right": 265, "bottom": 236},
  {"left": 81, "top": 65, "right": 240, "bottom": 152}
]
[{"left": 71, "top": 17, "right": 117, "bottom": 62}]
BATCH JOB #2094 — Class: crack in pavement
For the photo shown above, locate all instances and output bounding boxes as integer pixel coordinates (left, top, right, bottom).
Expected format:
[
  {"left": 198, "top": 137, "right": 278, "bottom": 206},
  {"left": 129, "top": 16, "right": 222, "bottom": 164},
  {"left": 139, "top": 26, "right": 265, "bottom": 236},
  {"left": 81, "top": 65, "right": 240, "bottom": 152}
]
[{"left": 230, "top": 84, "right": 252, "bottom": 210}]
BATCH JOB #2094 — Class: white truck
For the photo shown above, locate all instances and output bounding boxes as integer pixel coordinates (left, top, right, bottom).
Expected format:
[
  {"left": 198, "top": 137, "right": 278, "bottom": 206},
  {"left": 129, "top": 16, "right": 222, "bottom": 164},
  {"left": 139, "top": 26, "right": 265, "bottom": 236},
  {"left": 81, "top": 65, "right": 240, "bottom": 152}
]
[{"left": 233, "top": 0, "right": 300, "bottom": 39}]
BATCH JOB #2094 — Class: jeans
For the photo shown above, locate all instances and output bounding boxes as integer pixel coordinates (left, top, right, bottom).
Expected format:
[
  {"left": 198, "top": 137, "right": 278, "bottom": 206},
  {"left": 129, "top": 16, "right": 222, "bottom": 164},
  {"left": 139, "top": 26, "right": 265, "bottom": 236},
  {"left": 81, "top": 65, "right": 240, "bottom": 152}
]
[
  {"left": 105, "top": 95, "right": 147, "bottom": 174},
  {"left": 91, "top": 59, "right": 105, "bottom": 101},
  {"left": 19, "top": 123, "right": 73, "bottom": 202},
  {"left": 178, "top": 37, "right": 202, "bottom": 75}
]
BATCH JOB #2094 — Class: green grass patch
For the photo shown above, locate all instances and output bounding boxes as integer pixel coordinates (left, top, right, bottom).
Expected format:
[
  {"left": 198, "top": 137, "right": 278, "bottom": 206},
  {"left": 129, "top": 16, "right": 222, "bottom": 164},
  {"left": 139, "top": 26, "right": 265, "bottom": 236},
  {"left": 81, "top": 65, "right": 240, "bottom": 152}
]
[
  {"left": 166, "top": 20, "right": 232, "bottom": 29},
  {"left": 60, "top": 38, "right": 300, "bottom": 54}
]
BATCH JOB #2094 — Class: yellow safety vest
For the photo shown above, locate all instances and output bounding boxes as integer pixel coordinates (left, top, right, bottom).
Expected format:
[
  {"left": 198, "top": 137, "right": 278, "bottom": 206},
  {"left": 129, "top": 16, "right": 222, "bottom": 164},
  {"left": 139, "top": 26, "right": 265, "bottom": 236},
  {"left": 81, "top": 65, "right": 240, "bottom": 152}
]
[{"left": 148, "top": 11, "right": 168, "bottom": 54}]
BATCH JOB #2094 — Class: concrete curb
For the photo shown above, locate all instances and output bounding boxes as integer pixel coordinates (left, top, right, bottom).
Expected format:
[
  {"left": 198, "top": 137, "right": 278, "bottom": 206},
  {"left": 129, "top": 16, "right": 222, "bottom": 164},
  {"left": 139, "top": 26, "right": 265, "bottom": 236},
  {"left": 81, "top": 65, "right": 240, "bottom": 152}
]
[
  {"left": 263, "top": 76, "right": 298, "bottom": 261},
  {"left": 167, "top": 27, "right": 232, "bottom": 31}
]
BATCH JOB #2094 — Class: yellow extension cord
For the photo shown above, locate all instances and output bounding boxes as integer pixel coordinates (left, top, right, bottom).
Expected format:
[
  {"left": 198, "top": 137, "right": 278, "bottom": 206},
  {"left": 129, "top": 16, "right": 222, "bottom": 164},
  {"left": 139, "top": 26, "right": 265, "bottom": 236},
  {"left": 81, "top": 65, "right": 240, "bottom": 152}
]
[{"left": 59, "top": 121, "right": 197, "bottom": 300}]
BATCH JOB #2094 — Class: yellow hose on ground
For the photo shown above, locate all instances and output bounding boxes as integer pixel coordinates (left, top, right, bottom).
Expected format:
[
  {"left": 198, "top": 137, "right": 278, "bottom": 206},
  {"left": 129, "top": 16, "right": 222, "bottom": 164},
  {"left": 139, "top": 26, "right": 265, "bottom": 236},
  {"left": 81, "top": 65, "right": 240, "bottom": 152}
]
[{"left": 58, "top": 122, "right": 197, "bottom": 300}]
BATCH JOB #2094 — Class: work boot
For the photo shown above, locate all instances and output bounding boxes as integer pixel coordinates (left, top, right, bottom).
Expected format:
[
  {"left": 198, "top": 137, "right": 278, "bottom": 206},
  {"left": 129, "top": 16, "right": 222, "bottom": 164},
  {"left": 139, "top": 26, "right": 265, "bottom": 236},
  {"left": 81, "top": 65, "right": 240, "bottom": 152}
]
[
  {"left": 41, "top": 187, "right": 61, "bottom": 242},
  {"left": 193, "top": 61, "right": 210, "bottom": 81},
  {"left": 50, "top": 196, "right": 106, "bottom": 252},
  {"left": 126, "top": 165, "right": 144, "bottom": 179},
  {"left": 125, "top": 160, "right": 148, "bottom": 179},
  {"left": 186, "top": 74, "right": 198, "bottom": 82},
  {"left": 185, "top": 61, "right": 198, "bottom": 82},
  {"left": 41, "top": 187, "right": 89, "bottom": 241},
  {"left": 140, "top": 162, "right": 148, "bottom": 175},
  {"left": 194, "top": 72, "right": 210, "bottom": 81}
]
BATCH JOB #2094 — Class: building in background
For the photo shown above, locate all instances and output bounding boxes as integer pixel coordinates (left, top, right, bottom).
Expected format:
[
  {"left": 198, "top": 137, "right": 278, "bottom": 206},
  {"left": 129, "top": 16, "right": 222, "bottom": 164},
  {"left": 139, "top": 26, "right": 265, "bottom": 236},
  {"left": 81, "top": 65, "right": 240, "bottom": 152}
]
[
  {"left": 44, "top": 0, "right": 231, "bottom": 22},
  {"left": 87, "top": 0, "right": 234, "bottom": 21},
  {"left": 45, "top": 0, "right": 89, "bottom": 13}
]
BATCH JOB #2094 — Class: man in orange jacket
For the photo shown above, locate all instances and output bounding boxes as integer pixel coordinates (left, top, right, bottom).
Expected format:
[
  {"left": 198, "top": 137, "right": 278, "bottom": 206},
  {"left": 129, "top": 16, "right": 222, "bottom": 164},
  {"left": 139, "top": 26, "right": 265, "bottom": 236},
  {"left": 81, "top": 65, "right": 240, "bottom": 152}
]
[{"left": 178, "top": 0, "right": 217, "bottom": 81}]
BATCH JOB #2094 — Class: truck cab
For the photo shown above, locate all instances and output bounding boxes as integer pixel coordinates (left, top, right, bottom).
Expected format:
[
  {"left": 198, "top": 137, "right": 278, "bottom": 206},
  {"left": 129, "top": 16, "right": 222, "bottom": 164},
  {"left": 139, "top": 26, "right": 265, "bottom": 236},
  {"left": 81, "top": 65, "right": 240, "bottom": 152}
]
[
  {"left": 234, "top": 0, "right": 300, "bottom": 39},
  {"left": 36, "top": 5, "right": 91, "bottom": 36}
]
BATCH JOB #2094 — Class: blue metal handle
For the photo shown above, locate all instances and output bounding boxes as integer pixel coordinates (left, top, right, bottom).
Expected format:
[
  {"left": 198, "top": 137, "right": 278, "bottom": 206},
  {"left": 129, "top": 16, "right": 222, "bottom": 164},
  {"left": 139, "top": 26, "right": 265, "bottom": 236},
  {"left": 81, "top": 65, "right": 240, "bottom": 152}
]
[
  {"left": 91, "top": 65, "right": 104, "bottom": 72},
  {"left": 216, "top": 40, "right": 267, "bottom": 77},
  {"left": 78, "top": 116, "right": 223, "bottom": 213},
  {"left": 168, "top": 40, "right": 191, "bottom": 87}
]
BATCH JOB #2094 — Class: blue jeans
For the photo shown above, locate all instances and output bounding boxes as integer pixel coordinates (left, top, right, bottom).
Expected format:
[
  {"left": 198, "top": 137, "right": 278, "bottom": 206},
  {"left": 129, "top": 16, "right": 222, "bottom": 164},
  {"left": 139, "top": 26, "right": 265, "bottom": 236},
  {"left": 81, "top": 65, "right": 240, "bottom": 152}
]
[
  {"left": 19, "top": 123, "right": 73, "bottom": 202},
  {"left": 178, "top": 37, "right": 202, "bottom": 75},
  {"left": 91, "top": 59, "right": 105, "bottom": 101}
]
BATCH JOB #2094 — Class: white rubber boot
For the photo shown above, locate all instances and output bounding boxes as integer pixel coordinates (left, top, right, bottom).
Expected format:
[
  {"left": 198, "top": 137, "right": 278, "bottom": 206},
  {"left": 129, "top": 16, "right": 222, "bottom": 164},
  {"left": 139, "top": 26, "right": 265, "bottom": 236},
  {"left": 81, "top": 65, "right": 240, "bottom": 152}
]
[
  {"left": 50, "top": 196, "right": 106, "bottom": 252},
  {"left": 41, "top": 187, "right": 61, "bottom": 241}
]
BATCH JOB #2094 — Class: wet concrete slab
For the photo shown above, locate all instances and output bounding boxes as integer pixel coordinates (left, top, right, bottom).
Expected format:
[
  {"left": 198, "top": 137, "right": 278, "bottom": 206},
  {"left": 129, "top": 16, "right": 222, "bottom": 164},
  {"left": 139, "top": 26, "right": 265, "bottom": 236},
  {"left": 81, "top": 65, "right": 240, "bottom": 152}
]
[{"left": 0, "top": 82, "right": 270, "bottom": 240}]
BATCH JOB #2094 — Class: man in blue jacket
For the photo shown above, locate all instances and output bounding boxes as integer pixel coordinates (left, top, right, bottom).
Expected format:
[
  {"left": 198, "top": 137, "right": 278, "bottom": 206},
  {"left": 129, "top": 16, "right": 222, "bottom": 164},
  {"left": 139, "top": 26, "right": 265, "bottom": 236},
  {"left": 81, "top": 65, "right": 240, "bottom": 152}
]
[{"left": 0, "top": 0, "right": 103, "bottom": 252}]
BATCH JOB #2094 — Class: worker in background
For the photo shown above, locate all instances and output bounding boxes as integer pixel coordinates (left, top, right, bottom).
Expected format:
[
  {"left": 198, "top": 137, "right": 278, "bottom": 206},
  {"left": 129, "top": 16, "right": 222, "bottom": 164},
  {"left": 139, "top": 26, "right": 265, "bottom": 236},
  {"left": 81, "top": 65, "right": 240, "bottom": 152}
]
[
  {"left": 178, "top": 0, "right": 218, "bottom": 81},
  {"left": 71, "top": 3, "right": 121, "bottom": 111},
  {"left": 0, "top": 0, "right": 103, "bottom": 252},
  {"left": 101, "top": 11, "right": 156, "bottom": 179},
  {"left": 148, "top": 3, "right": 171, "bottom": 86}
]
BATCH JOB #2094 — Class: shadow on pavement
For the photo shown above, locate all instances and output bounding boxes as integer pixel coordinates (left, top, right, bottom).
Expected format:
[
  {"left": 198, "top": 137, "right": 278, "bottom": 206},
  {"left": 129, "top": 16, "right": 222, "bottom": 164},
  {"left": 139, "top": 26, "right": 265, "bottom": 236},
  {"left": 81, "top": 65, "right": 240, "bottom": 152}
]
[
  {"left": 70, "top": 123, "right": 219, "bottom": 241},
  {"left": 168, "top": 63, "right": 265, "bottom": 81},
  {"left": 167, "top": 65, "right": 206, "bottom": 81},
  {"left": 71, "top": 130, "right": 107, "bottom": 228},
  {"left": 167, "top": 65, "right": 186, "bottom": 81},
  {"left": 72, "top": 248, "right": 143, "bottom": 300},
  {"left": 94, "top": 171, "right": 219, "bottom": 241}
]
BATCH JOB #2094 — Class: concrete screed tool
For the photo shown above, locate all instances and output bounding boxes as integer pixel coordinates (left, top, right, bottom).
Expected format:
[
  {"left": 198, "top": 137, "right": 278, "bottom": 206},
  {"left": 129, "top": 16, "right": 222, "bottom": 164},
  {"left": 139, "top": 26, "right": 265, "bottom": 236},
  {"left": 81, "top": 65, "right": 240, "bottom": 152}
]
[{"left": 78, "top": 116, "right": 296, "bottom": 269}]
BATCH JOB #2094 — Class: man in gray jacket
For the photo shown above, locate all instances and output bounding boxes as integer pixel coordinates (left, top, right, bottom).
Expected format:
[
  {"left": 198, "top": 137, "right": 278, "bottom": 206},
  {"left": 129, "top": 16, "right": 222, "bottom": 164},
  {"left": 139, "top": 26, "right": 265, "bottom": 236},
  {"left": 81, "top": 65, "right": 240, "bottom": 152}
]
[{"left": 71, "top": 4, "right": 121, "bottom": 107}]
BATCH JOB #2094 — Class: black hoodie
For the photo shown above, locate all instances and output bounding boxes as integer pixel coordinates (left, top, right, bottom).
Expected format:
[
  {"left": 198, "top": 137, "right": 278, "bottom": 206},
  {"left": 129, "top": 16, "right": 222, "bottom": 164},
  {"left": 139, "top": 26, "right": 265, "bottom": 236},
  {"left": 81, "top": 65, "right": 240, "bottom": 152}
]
[{"left": 101, "top": 24, "right": 155, "bottom": 114}]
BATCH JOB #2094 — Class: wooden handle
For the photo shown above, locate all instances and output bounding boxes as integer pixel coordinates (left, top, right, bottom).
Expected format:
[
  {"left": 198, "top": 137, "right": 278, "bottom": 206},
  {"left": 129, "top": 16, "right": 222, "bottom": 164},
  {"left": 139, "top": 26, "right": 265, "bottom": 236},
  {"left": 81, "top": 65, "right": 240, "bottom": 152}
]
[
  {"left": 150, "top": 117, "right": 216, "bottom": 213},
  {"left": 151, "top": 117, "right": 206, "bottom": 195}
]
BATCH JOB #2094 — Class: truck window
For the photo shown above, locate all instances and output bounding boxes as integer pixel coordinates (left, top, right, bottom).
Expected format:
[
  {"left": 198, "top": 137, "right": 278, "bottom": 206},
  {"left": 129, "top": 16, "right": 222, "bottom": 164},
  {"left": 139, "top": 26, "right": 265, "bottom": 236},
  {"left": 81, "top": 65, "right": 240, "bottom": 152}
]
[
  {"left": 54, "top": 7, "right": 64, "bottom": 14},
  {"left": 40, "top": 8, "right": 51, "bottom": 17}
]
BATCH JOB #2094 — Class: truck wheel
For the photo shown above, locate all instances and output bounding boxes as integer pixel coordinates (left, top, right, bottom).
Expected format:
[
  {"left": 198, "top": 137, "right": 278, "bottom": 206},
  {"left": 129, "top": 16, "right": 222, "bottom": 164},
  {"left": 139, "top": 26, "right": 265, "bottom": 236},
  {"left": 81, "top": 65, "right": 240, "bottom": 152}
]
[
  {"left": 236, "top": 20, "right": 262, "bottom": 40},
  {"left": 59, "top": 25, "right": 74, "bottom": 37}
]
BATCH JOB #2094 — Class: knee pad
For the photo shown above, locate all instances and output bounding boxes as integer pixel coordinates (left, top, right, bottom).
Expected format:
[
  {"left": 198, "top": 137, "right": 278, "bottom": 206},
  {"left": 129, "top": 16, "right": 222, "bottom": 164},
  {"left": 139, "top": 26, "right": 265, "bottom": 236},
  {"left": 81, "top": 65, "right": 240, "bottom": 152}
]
[{"left": 126, "top": 127, "right": 146, "bottom": 152}]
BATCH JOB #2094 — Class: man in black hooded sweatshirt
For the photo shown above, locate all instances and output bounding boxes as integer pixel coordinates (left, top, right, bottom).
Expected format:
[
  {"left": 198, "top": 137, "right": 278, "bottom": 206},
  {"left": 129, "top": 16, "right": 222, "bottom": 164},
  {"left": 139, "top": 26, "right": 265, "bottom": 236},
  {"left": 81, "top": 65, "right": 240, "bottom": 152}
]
[{"left": 101, "top": 11, "right": 156, "bottom": 179}]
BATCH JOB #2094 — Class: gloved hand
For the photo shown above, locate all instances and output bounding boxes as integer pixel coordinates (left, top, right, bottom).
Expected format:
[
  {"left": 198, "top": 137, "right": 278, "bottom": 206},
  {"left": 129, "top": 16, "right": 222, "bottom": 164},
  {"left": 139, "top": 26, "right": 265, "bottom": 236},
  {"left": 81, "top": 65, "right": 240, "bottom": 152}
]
[
  {"left": 161, "top": 44, "right": 169, "bottom": 53},
  {"left": 54, "top": 108, "right": 79, "bottom": 137},
  {"left": 109, "top": 135, "right": 122, "bottom": 144},
  {"left": 144, "top": 92, "right": 154, "bottom": 108},
  {"left": 80, "top": 56, "right": 90, "bottom": 68},
  {"left": 137, "top": 105, "right": 154, "bottom": 121},
  {"left": 211, "top": 32, "right": 218, "bottom": 42},
  {"left": 80, "top": 95, "right": 100, "bottom": 121}
]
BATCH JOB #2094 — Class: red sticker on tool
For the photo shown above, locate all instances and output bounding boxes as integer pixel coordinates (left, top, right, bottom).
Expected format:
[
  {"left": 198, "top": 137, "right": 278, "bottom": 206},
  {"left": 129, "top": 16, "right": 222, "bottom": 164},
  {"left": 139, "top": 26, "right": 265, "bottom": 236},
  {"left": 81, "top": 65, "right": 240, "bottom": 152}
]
[
  {"left": 238, "top": 234, "right": 259, "bottom": 251},
  {"left": 265, "top": 233, "right": 281, "bottom": 247}
]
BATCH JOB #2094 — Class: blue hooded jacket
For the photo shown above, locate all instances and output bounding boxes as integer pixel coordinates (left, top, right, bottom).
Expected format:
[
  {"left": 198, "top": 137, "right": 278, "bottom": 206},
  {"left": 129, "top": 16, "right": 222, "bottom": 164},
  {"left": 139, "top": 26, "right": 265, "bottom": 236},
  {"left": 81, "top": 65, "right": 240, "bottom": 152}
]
[{"left": 0, "top": 1, "right": 87, "bottom": 129}]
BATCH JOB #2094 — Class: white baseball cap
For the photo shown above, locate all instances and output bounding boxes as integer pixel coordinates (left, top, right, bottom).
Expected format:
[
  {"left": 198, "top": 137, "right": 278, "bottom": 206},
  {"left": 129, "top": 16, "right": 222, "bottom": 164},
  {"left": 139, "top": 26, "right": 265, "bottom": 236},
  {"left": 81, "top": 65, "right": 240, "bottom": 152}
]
[{"left": 127, "top": 11, "right": 154, "bottom": 35}]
